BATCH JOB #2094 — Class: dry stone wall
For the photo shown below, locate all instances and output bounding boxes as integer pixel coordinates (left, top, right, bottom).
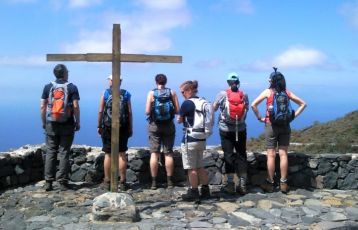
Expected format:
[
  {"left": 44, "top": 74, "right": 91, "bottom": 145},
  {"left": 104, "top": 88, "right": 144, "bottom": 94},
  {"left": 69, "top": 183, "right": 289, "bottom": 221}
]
[{"left": 0, "top": 145, "right": 357, "bottom": 191}]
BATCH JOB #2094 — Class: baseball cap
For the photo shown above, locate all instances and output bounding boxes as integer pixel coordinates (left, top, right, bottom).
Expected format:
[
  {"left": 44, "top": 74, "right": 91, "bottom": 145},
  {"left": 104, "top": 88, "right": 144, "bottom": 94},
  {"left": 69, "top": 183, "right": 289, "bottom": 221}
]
[
  {"left": 107, "top": 74, "right": 122, "bottom": 80},
  {"left": 227, "top": 72, "right": 239, "bottom": 81}
]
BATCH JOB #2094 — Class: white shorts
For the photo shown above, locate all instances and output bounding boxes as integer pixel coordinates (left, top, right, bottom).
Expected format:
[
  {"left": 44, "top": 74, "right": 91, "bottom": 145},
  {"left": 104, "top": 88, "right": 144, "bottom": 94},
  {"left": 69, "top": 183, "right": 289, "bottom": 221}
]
[{"left": 181, "top": 141, "right": 206, "bottom": 170}]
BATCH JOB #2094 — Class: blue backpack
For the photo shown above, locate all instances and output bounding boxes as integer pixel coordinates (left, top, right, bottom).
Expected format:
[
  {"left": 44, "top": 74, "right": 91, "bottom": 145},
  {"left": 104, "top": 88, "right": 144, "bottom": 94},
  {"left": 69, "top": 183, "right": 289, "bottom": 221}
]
[
  {"left": 151, "top": 88, "right": 174, "bottom": 123},
  {"left": 269, "top": 90, "right": 295, "bottom": 126},
  {"left": 102, "top": 89, "right": 129, "bottom": 128}
]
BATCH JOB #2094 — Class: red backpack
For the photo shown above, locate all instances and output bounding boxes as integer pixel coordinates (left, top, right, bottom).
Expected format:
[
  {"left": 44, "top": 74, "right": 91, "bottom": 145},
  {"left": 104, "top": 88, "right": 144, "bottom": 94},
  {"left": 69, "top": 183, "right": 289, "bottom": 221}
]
[{"left": 223, "top": 89, "right": 246, "bottom": 124}]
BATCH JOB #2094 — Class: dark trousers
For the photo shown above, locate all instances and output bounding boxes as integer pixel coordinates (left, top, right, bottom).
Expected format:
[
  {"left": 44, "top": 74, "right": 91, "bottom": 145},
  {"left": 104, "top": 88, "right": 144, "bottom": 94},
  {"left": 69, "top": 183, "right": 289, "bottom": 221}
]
[
  {"left": 220, "top": 129, "right": 247, "bottom": 178},
  {"left": 44, "top": 123, "right": 74, "bottom": 183}
]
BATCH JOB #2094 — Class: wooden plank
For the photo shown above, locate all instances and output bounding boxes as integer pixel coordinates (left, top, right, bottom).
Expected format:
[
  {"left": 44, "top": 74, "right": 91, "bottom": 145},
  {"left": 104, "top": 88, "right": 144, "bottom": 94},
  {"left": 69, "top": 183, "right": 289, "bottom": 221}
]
[
  {"left": 110, "top": 24, "right": 121, "bottom": 193},
  {"left": 47, "top": 53, "right": 182, "bottom": 63}
]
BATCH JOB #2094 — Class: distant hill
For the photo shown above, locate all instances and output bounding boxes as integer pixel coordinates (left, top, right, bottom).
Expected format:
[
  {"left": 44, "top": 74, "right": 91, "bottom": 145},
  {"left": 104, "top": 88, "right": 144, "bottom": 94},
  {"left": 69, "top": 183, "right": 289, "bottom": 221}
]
[{"left": 247, "top": 110, "right": 358, "bottom": 153}]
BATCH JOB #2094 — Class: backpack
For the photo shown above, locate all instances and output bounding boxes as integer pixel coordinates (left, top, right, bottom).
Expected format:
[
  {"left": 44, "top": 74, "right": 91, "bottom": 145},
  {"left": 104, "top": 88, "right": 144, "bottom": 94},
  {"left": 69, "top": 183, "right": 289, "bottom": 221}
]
[
  {"left": 102, "top": 89, "right": 129, "bottom": 128},
  {"left": 269, "top": 90, "right": 295, "bottom": 126},
  {"left": 222, "top": 89, "right": 246, "bottom": 124},
  {"left": 187, "top": 97, "right": 214, "bottom": 139},
  {"left": 151, "top": 88, "right": 175, "bottom": 123},
  {"left": 46, "top": 82, "right": 72, "bottom": 122}
]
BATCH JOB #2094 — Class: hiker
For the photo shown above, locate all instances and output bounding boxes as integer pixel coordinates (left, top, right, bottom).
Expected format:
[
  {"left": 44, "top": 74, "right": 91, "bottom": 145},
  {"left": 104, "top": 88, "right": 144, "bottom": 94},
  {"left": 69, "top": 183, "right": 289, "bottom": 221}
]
[
  {"left": 213, "top": 72, "right": 249, "bottom": 195},
  {"left": 41, "top": 64, "right": 80, "bottom": 191},
  {"left": 145, "top": 73, "right": 180, "bottom": 189},
  {"left": 251, "top": 67, "right": 306, "bottom": 193},
  {"left": 97, "top": 74, "right": 133, "bottom": 191},
  {"left": 177, "top": 80, "right": 211, "bottom": 202}
]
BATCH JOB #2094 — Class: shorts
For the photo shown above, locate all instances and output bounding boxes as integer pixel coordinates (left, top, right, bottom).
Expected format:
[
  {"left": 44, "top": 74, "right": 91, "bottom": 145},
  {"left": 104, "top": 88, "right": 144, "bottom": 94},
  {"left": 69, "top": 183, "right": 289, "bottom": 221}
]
[
  {"left": 180, "top": 141, "right": 206, "bottom": 170},
  {"left": 148, "top": 121, "right": 175, "bottom": 153},
  {"left": 101, "top": 126, "right": 130, "bottom": 153},
  {"left": 265, "top": 123, "right": 291, "bottom": 149}
]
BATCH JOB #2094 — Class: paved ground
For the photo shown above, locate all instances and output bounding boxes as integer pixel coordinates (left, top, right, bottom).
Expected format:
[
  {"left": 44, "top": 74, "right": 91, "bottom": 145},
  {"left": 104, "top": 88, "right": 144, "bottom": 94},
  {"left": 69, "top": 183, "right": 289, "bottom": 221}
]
[{"left": 0, "top": 181, "right": 357, "bottom": 229}]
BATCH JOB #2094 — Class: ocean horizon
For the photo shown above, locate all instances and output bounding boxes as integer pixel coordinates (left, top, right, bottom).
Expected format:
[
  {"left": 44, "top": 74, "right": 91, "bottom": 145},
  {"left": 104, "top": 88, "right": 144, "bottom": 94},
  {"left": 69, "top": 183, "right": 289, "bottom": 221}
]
[{"left": 1, "top": 98, "right": 356, "bottom": 152}]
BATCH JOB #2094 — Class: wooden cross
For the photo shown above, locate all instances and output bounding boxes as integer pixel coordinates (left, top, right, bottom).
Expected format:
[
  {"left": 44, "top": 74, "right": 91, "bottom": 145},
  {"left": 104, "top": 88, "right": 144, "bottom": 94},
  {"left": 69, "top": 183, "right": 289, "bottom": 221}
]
[{"left": 47, "top": 24, "right": 182, "bottom": 192}]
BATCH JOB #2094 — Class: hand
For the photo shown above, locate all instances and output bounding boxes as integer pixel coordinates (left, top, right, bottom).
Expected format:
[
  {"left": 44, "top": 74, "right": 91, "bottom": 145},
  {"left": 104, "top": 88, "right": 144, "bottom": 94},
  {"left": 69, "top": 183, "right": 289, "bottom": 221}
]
[
  {"left": 75, "top": 122, "right": 80, "bottom": 131},
  {"left": 97, "top": 127, "right": 103, "bottom": 135}
]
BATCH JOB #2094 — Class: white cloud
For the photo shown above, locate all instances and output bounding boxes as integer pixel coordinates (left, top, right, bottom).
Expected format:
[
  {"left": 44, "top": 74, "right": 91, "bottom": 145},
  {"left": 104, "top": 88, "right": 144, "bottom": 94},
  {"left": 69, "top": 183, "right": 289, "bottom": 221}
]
[
  {"left": 68, "top": 0, "right": 102, "bottom": 8},
  {"left": 135, "top": 0, "right": 185, "bottom": 10},
  {"left": 63, "top": 0, "right": 190, "bottom": 54},
  {"left": 0, "top": 55, "right": 47, "bottom": 66},
  {"left": 340, "top": 1, "right": 358, "bottom": 29},
  {"left": 241, "top": 46, "right": 328, "bottom": 71}
]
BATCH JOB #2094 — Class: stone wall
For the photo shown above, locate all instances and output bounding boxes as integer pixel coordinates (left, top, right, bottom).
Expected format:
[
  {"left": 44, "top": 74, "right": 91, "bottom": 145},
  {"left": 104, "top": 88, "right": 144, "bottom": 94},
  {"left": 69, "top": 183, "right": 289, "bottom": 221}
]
[{"left": 0, "top": 145, "right": 357, "bottom": 191}]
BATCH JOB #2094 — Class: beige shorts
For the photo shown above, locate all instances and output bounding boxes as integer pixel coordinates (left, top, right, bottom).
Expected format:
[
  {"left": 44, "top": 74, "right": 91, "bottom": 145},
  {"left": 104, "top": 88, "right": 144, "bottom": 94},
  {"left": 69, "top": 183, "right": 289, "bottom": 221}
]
[{"left": 181, "top": 141, "right": 206, "bottom": 169}]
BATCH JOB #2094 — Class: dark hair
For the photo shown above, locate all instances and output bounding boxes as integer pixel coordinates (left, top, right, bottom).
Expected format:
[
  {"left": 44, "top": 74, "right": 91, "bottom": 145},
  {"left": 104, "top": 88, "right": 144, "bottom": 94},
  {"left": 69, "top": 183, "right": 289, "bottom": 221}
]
[
  {"left": 227, "top": 80, "right": 240, "bottom": 92},
  {"left": 155, "top": 73, "right": 167, "bottom": 85},
  {"left": 269, "top": 67, "right": 286, "bottom": 92},
  {"left": 53, "top": 64, "right": 68, "bottom": 79},
  {"left": 180, "top": 80, "right": 198, "bottom": 94}
]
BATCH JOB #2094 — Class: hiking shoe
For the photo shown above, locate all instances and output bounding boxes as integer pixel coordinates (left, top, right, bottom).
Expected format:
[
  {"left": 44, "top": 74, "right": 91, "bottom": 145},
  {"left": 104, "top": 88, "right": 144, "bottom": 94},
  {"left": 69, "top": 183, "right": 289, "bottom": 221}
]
[
  {"left": 119, "top": 182, "right": 129, "bottom": 191},
  {"left": 59, "top": 182, "right": 70, "bottom": 191},
  {"left": 151, "top": 180, "right": 157, "bottom": 190},
  {"left": 261, "top": 179, "right": 274, "bottom": 193},
  {"left": 182, "top": 188, "right": 200, "bottom": 202},
  {"left": 237, "top": 177, "right": 247, "bottom": 195},
  {"left": 200, "top": 185, "right": 211, "bottom": 199},
  {"left": 280, "top": 181, "right": 289, "bottom": 194},
  {"left": 167, "top": 176, "right": 174, "bottom": 189},
  {"left": 44, "top": 181, "right": 53, "bottom": 191},
  {"left": 222, "top": 182, "right": 235, "bottom": 194},
  {"left": 100, "top": 180, "right": 110, "bottom": 191}
]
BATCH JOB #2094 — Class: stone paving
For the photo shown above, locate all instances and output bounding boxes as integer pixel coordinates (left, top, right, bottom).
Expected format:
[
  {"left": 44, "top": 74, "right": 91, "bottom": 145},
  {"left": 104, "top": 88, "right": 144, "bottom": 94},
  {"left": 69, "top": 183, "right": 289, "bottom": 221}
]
[{"left": 0, "top": 181, "right": 357, "bottom": 230}]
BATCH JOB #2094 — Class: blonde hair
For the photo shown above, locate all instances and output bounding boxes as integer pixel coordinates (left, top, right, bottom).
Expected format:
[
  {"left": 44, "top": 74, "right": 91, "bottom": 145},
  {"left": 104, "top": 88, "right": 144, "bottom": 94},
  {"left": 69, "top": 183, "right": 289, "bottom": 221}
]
[{"left": 180, "top": 80, "right": 198, "bottom": 94}]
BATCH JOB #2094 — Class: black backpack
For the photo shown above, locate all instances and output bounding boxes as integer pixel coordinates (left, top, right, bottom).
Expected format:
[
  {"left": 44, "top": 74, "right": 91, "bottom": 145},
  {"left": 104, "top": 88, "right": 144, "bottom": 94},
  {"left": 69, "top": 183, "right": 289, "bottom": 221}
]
[{"left": 102, "top": 89, "right": 129, "bottom": 128}]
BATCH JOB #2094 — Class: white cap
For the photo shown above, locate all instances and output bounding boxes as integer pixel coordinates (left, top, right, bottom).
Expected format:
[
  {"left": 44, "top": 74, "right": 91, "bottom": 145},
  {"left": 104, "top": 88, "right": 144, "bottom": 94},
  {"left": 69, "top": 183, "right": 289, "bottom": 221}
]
[{"left": 107, "top": 74, "right": 122, "bottom": 80}]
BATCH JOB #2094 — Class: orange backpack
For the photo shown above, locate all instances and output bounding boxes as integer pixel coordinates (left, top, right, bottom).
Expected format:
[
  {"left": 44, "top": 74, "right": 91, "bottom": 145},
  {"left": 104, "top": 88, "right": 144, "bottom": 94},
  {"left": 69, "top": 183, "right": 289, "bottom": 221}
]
[{"left": 46, "top": 82, "right": 72, "bottom": 122}]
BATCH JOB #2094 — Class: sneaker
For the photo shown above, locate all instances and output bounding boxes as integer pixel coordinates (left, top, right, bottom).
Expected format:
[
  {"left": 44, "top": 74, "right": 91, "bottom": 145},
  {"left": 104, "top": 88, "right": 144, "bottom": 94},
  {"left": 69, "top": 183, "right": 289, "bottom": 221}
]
[
  {"left": 151, "top": 180, "right": 157, "bottom": 190},
  {"left": 182, "top": 188, "right": 200, "bottom": 202},
  {"left": 167, "top": 176, "right": 174, "bottom": 189},
  {"left": 222, "top": 182, "right": 235, "bottom": 194},
  {"left": 200, "top": 185, "right": 211, "bottom": 199},
  {"left": 237, "top": 177, "right": 247, "bottom": 195},
  {"left": 260, "top": 179, "right": 274, "bottom": 193},
  {"left": 44, "top": 181, "right": 53, "bottom": 191},
  {"left": 280, "top": 181, "right": 289, "bottom": 194}
]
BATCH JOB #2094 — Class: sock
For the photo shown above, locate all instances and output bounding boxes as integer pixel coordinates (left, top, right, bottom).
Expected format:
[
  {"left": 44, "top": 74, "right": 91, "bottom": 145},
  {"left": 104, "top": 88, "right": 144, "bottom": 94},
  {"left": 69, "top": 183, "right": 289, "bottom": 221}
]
[{"left": 280, "top": 178, "right": 287, "bottom": 183}]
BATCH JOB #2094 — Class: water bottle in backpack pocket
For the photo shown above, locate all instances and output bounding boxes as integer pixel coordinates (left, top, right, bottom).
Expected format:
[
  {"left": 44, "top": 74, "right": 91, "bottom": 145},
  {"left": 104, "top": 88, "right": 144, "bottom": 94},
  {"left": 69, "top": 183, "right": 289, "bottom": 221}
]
[{"left": 269, "top": 90, "right": 295, "bottom": 126}]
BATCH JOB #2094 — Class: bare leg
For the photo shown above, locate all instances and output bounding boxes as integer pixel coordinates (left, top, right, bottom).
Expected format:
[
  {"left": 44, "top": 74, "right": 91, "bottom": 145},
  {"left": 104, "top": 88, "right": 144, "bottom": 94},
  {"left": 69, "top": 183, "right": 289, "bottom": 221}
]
[
  {"left": 118, "top": 152, "right": 127, "bottom": 183},
  {"left": 103, "top": 154, "right": 111, "bottom": 181},
  {"left": 198, "top": 167, "right": 209, "bottom": 185},
  {"left": 266, "top": 148, "right": 276, "bottom": 182},
  {"left": 164, "top": 154, "right": 174, "bottom": 176},
  {"left": 150, "top": 152, "right": 159, "bottom": 177},
  {"left": 188, "top": 168, "right": 199, "bottom": 189},
  {"left": 278, "top": 146, "right": 288, "bottom": 180}
]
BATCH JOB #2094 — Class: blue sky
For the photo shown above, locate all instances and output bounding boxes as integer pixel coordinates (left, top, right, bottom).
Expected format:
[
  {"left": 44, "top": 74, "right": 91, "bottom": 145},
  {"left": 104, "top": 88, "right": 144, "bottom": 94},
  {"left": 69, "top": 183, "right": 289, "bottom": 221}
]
[{"left": 0, "top": 0, "right": 357, "bottom": 150}]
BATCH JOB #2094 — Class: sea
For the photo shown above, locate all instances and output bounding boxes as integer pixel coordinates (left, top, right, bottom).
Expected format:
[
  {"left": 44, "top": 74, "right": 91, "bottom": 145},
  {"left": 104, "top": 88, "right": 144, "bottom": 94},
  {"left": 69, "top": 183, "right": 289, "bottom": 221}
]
[{"left": 0, "top": 93, "right": 356, "bottom": 152}]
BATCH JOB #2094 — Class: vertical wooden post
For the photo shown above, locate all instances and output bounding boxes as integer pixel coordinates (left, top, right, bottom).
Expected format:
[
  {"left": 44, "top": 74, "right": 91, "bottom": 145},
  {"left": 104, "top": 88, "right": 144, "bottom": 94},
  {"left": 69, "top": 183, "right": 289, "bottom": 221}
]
[{"left": 110, "top": 24, "right": 121, "bottom": 192}]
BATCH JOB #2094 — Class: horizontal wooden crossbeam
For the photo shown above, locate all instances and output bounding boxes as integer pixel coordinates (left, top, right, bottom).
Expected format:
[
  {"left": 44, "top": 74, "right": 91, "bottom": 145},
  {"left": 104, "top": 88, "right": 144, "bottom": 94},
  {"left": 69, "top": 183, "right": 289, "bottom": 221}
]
[{"left": 47, "top": 53, "right": 182, "bottom": 63}]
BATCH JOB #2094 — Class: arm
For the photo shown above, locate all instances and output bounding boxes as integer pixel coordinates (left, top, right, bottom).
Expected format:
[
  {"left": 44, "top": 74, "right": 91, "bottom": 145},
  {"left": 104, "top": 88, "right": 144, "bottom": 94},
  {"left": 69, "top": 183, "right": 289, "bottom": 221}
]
[
  {"left": 213, "top": 91, "right": 225, "bottom": 112},
  {"left": 127, "top": 100, "right": 133, "bottom": 137},
  {"left": 40, "top": 99, "right": 47, "bottom": 129},
  {"left": 145, "top": 91, "right": 153, "bottom": 115},
  {"left": 251, "top": 89, "right": 270, "bottom": 122},
  {"left": 97, "top": 94, "right": 105, "bottom": 135},
  {"left": 171, "top": 90, "right": 180, "bottom": 114},
  {"left": 289, "top": 92, "right": 307, "bottom": 118},
  {"left": 73, "top": 100, "right": 80, "bottom": 131}
]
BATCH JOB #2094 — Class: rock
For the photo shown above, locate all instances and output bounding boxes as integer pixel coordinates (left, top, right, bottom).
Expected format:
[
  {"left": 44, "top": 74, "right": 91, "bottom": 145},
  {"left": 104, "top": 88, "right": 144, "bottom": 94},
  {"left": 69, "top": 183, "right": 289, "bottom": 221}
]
[{"left": 92, "top": 192, "right": 140, "bottom": 222}]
